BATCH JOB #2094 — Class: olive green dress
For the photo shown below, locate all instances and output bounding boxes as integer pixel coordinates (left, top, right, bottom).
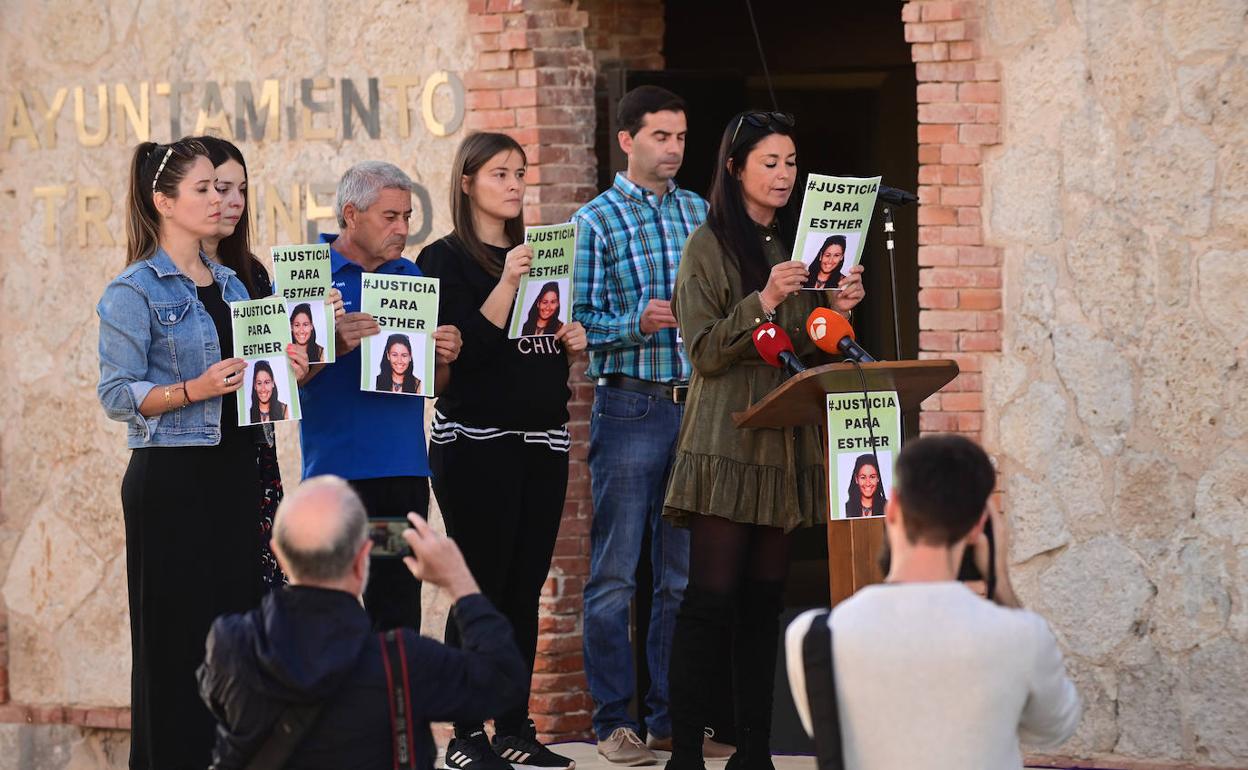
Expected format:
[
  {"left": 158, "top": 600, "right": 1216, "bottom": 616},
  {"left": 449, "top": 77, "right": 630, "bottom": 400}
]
[{"left": 663, "top": 222, "right": 834, "bottom": 533}]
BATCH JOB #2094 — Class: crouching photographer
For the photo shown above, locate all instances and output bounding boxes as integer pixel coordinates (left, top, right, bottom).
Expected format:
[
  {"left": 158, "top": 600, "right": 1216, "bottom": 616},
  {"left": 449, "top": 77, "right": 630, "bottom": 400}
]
[
  {"left": 198, "top": 475, "right": 527, "bottom": 769},
  {"left": 785, "top": 434, "right": 1081, "bottom": 770}
]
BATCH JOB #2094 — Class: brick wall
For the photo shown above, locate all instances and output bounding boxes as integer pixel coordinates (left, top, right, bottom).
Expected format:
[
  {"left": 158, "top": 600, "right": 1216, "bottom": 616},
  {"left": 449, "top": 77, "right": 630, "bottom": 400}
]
[{"left": 903, "top": 0, "right": 999, "bottom": 440}]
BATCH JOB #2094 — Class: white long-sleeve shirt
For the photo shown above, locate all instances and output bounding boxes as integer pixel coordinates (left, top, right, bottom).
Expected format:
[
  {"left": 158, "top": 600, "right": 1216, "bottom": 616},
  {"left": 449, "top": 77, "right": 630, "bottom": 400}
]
[{"left": 786, "top": 582, "right": 1081, "bottom": 770}]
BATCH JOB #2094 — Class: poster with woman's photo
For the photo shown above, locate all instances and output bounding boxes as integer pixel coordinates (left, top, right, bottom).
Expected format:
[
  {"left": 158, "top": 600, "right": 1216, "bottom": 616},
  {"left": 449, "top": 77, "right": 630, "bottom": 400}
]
[
  {"left": 791, "top": 174, "right": 881, "bottom": 291},
  {"left": 358, "top": 274, "right": 439, "bottom": 397},
  {"left": 230, "top": 297, "right": 301, "bottom": 425},
  {"left": 509, "top": 222, "right": 576, "bottom": 338},
  {"left": 272, "top": 243, "right": 335, "bottom": 363},
  {"left": 826, "top": 390, "right": 900, "bottom": 521}
]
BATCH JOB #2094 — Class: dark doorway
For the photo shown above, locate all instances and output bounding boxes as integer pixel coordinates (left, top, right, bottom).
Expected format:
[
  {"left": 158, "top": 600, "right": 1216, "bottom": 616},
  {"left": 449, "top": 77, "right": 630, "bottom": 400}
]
[{"left": 589, "top": 0, "right": 918, "bottom": 752}]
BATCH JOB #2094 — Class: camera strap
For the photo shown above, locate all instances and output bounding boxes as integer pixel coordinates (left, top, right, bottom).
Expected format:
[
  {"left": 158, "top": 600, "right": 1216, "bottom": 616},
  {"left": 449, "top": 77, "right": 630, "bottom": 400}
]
[
  {"left": 801, "top": 610, "right": 846, "bottom": 770},
  {"left": 380, "top": 629, "right": 422, "bottom": 769}
]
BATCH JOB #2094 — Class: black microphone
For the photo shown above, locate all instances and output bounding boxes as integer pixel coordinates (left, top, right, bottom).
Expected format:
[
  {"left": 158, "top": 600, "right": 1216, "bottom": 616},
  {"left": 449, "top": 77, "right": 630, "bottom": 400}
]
[
  {"left": 879, "top": 185, "right": 918, "bottom": 206},
  {"left": 753, "top": 323, "right": 807, "bottom": 377}
]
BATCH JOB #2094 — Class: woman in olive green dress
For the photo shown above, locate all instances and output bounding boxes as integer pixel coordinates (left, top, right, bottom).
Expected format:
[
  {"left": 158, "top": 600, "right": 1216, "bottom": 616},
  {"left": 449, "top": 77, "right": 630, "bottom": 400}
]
[{"left": 663, "top": 112, "right": 866, "bottom": 770}]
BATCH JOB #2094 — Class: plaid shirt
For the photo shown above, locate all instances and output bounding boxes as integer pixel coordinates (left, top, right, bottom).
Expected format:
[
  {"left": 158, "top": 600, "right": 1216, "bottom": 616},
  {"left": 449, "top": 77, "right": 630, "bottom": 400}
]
[{"left": 572, "top": 173, "right": 708, "bottom": 383}]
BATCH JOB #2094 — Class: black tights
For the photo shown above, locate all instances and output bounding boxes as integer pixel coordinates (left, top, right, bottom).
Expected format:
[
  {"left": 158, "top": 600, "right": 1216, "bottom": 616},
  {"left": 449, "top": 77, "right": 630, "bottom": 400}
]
[{"left": 688, "top": 514, "right": 792, "bottom": 594}]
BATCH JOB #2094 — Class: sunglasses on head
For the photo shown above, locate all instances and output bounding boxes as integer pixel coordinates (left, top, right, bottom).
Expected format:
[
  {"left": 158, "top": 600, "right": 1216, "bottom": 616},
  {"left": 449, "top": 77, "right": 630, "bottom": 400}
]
[{"left": 729, "top": 111, "right": 796, "bottom": 148}]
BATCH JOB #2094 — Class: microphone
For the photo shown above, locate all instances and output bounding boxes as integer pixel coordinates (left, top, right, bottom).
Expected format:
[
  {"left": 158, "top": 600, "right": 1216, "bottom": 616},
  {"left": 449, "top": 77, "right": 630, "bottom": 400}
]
[
  {"left": 753, "top": 323, "right": 807, "bottom": 376},
  {"left": 806, "top": 308, "right": 877, "bottom": 363},
  {"left": 879, "top": 185, "right": 918, "bottom": 206}
]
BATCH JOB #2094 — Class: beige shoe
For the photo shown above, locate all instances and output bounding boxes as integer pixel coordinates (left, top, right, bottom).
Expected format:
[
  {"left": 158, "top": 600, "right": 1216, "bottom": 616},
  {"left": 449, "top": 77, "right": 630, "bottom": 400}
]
[{"left": 598, "top": 727, "right": 659, "bottom": 766}]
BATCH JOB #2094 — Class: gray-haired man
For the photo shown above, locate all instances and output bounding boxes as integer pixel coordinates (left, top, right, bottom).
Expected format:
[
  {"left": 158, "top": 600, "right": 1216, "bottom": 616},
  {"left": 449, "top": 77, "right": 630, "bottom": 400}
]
[{"left": 298, "top": 161, "right": 462, "bottom": 632}]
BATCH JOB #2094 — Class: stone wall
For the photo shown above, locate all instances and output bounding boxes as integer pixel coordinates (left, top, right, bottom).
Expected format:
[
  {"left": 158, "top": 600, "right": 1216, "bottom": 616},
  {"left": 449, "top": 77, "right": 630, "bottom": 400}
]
[
  {"left": 979, "top": 0, "right": 1248, "bottom": 766},
  {"left": 0, "top": 0, "right": 473, "bottom": 763}
]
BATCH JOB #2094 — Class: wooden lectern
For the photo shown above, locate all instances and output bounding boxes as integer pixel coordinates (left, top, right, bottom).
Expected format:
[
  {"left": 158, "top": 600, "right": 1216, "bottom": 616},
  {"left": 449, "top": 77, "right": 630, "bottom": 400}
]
[{"left": 732, "top": 360, "right": 958, "bottom": 605}]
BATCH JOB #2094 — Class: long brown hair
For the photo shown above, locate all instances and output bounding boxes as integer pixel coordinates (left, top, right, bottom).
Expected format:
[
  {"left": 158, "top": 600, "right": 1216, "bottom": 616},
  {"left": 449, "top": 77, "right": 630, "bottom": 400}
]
[
  {"left": 124, "top": 138, "right": 210, "bottom": 265},
  {"left": 449, "top": 132, "right": 527, "bottom": 278},
  {"left": 194, "top": 135, "right": 265, "bottom": 297}
]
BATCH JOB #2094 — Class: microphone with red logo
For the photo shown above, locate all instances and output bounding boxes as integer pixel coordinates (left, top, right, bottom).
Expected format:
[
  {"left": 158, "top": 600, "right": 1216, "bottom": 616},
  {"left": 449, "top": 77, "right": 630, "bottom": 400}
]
[
  {"left": 806, "top": 308, "right": 877, "bottom": 363},
  {"left": 753, "top": 322, "right": 807, "bottom": 376}
]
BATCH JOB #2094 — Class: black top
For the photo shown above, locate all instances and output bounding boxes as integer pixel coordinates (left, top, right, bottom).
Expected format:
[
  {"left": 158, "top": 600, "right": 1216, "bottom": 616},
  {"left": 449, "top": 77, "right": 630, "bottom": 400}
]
[
  {"left": 197, "top": 280, "right": 243, "bottom": 436},
  {"left": 199, "top": 586, "right": 527, "bottom": 770},
  {"left": 417, "top": 235, "right": 572, "bottom": 430}
]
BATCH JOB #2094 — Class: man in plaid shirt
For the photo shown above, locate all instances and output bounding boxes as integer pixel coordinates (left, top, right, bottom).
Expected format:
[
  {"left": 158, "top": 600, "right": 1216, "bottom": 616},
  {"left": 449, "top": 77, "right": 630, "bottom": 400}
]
[{"left": 572, "top": 85, "right": 722, "bottom": 766}]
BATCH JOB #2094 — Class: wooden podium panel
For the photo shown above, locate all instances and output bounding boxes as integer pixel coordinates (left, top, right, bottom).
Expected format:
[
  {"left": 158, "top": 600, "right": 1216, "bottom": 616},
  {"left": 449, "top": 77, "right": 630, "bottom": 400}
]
[
  {"left": 731, "top": 360, "right": 957, "bottom": 428},
  {"left": 729, "top": 360, "right": 959, "bottom": 604}
]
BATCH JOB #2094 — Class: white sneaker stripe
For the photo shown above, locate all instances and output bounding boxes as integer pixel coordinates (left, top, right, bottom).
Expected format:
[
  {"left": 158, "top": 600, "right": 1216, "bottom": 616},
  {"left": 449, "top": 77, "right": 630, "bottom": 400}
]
[{"left": 518, "top": 752, "right": 532, "bottom": 763}]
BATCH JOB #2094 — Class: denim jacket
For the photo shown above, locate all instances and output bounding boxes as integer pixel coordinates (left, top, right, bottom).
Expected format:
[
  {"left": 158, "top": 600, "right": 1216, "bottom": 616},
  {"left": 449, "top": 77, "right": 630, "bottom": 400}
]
[{"left": 97, "top": 248, "right": 252, "bottom": 448}]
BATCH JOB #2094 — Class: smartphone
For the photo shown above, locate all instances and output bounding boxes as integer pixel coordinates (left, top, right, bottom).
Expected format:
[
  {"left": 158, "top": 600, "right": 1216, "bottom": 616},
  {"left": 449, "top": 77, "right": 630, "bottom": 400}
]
[{"left": 367, "top": 519, "right": 411, "bottom": 559}]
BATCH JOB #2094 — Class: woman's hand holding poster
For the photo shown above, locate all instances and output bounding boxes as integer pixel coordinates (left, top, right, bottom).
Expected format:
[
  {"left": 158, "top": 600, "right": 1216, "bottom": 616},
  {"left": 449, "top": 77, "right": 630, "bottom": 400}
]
[
  {"left": 827, "top": 391, "right": 900, "bottom": 520},
  {"left": 509, "top": 222, "right": 576, "bottom": 338},
  {"left": 272, "top": 244, "right": 335, "bottom": 364},
  {"left": 792, "top": 175, "right": 881, "bottom": 291},
  {"left": 231, "top": 298, "right": 302, "bottom": 425},
  {"left": 359, "top": 274, "right": 439, "bottom": 397}
]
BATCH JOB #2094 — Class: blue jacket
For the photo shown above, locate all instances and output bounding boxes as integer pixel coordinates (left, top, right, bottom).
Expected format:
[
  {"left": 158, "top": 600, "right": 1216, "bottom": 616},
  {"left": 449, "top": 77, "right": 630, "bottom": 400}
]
[
  {"left": 96, "top": 249, "right": 250, "bottom": 447},
  {"left": 198, "top": 586, "right": 527, "bottom": 770}
]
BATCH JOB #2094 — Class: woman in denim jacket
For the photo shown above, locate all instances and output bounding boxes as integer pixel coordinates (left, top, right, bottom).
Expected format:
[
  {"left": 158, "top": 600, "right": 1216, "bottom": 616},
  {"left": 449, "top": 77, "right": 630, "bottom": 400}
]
[{"left": 96, "top": 138, "right": 307, "bottom": 770}]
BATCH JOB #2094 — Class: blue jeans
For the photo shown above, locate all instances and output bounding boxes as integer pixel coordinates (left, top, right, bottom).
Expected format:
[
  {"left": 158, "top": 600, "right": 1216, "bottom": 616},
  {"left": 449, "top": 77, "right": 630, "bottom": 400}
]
[{"left": 583, "top": 385, "right": 690, "bottom": 740}]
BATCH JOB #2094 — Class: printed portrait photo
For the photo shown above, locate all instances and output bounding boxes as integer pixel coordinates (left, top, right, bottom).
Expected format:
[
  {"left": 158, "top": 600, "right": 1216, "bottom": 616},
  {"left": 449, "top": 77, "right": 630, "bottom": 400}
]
[
  {"left": 518, "top": 278, "right": 568, "bottom": 337},
  {"left": 799, "top": 232, "right": 861, "bottom": 291},
  {"left": 834, "top": 449, "right": 893, "bottom": 520},
  {"left": 369, "top": 330, "right": 426, "bottom": 396},
  {"left": 242, "top": 356, "right": 294, "bottom": 425},
  {"left": 286, "top": 300, "right": 329, "bottom": 364}
]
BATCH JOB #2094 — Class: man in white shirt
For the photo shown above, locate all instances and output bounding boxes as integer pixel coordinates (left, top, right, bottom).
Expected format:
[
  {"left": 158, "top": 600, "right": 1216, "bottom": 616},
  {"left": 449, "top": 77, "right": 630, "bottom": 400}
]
[{"left": 786, "top": 434, "right": 1081, "bottom": 770}]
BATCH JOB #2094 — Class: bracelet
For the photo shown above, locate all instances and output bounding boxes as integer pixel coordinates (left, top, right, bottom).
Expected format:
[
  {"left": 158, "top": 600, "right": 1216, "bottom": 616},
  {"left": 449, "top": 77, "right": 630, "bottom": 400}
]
[
  {"left": 163, "top": 384, "right": 173, "bottom": 411},
  {"left": 180, "top": 380, "right": 191, "bottom": 407}
]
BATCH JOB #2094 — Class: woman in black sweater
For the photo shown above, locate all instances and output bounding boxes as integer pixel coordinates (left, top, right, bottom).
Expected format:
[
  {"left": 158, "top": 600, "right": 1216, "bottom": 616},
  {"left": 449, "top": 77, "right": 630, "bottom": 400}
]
[{"left": 417, "top": 132, "right": 587, "bottom": 770}]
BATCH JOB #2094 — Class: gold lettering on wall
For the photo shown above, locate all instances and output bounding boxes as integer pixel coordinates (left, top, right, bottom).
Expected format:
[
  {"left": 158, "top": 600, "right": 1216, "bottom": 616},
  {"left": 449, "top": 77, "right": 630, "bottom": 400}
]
[
  {"left": 235, "top": 79, "right": 281, "bottom": 142},
  {"left": 299, "top": 78, "right": 335, "bottom": 141},
  {"left": 265, "top": 184, "right": 302, "bottom": 244},
  {"left": 32, "top": 87, "right": 68, "bottom": 148},
  {"left": 382, "top": 75, "right": 422, "bottom": 139},
  {"left": 421, "top": 70, "right": 464, "bottom": 138},
  {"left": 194, "top": 82, "right": 233, "bottom": 138},
  {"left": 2, "top": 92, "right": 39, "bottom": 150},
  {"left": 34, "top": 186, "right": 68, "bottom": 246},
  {"left": 77, "top": 186, "right": 115, "bottom": 247},
  {"left": 115, "top": 83, "right": 150, "bottom": 142},
  {"left": 73, "top": 85, "right": 109, "bottom": 147}
]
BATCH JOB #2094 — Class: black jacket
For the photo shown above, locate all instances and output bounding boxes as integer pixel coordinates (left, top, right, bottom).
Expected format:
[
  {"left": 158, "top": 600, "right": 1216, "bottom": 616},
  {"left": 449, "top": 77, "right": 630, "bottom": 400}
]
[{"left": 198, "top": 586, "right": 527, "bottom": 769}]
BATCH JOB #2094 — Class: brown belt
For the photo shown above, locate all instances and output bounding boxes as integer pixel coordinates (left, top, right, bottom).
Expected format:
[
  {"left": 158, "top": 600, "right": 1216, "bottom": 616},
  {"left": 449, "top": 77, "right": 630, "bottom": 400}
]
[{"left": 597, "top": 374, "right": 688, "bottom": 404}]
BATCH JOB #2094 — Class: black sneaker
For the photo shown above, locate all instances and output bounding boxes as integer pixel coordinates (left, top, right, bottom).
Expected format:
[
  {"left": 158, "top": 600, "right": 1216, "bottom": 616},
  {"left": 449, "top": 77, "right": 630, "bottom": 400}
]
[
  {"left": 446, "top": 730, "right": 514, "bottom": 770},
  {"left": 493, "top": 724, "right": 576, "bottom": 770}
]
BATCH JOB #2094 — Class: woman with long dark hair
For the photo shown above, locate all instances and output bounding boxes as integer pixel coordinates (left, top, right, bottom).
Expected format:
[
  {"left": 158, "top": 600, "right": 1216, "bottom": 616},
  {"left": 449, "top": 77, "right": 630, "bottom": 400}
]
[
  {"left": 375, "top": 333, "right": 420, "bottom": 394},
  {"left": 802, "top": 234, "right": 846, "bottom": 289},
  {"left": 844, "top": 453, "right": 886, "bottom": 518},
  {"left": 248, "top": 359, "right": 289, "bottom": 422},
  {"left": 662, "top": 112, "right": 866, "bottom": 770},
  {"left": 417, "top": 131, "right": 586, "bottom": 770},
  {"left": 96, "top": 138, "right": 307, "bottom": 769},
  {"left": 195, "top": 135, "right": 324, "bottom": 592},
  {"left": 290, "top": 302, "right": 326, "bottom": 363},
  {"left": 520, "top": 281, "right": 565, "bottom": 336}
]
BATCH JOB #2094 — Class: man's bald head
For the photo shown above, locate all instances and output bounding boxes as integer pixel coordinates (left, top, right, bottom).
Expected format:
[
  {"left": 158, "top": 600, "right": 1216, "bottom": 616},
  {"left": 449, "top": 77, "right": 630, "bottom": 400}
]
[{"left": 272, "top": 475, "right": 369, "bottom": 584}]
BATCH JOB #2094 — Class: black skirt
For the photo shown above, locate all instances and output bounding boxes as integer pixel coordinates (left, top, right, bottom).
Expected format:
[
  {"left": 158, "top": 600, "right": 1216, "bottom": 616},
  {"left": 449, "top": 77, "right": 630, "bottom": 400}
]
[{"left": 121, "top": 424, "right": 263, "bottom": 770}]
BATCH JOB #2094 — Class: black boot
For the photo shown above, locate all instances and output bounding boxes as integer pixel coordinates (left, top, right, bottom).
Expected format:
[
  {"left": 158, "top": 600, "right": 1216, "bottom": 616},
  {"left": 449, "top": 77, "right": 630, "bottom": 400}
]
[
  {"left": 725, "top": 580, "right": 785, "bottom": 770},
  {"left": 665, "top": 584, "right": 734, "bottom": 770}
]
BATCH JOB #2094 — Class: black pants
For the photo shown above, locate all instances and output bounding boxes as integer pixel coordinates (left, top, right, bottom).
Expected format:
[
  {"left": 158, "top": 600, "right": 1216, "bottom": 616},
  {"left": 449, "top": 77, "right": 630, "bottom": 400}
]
[
  {"left": 349, "top": 476, "right": 430, "bottom": 632},
  {"left": 122, "top": 434, "right": 262, "bottom": 770},
  {"left": 430, "top": 435, "right": 568, "bottom": 735}
]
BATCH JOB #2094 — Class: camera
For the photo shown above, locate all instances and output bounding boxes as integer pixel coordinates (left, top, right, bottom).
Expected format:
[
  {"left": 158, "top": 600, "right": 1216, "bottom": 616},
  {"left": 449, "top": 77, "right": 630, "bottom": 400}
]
[{"left": 875, "top": 516, "right": 996, "bottom": 596}]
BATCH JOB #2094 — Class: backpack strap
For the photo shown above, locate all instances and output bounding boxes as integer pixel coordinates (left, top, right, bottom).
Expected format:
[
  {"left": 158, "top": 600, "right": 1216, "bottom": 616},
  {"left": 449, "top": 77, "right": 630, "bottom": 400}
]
[
  {"left": 801, "top": 610, "right": 845, "bottom": 770},
  {"left": 380, "top": 629, "right": 420, "bottom": 770},
  {"left": 242, "top": 701, "right": 325, "bottom": 770}
]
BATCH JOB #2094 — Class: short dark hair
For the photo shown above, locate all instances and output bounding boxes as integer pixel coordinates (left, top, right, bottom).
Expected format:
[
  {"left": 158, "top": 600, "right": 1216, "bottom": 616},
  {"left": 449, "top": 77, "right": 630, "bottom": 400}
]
[
  {"left": 893, "top": 434, "right": 996, "bottom": 546},
  {"left": 617, "top": 85, "right": 687, "bottom": 136}
]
